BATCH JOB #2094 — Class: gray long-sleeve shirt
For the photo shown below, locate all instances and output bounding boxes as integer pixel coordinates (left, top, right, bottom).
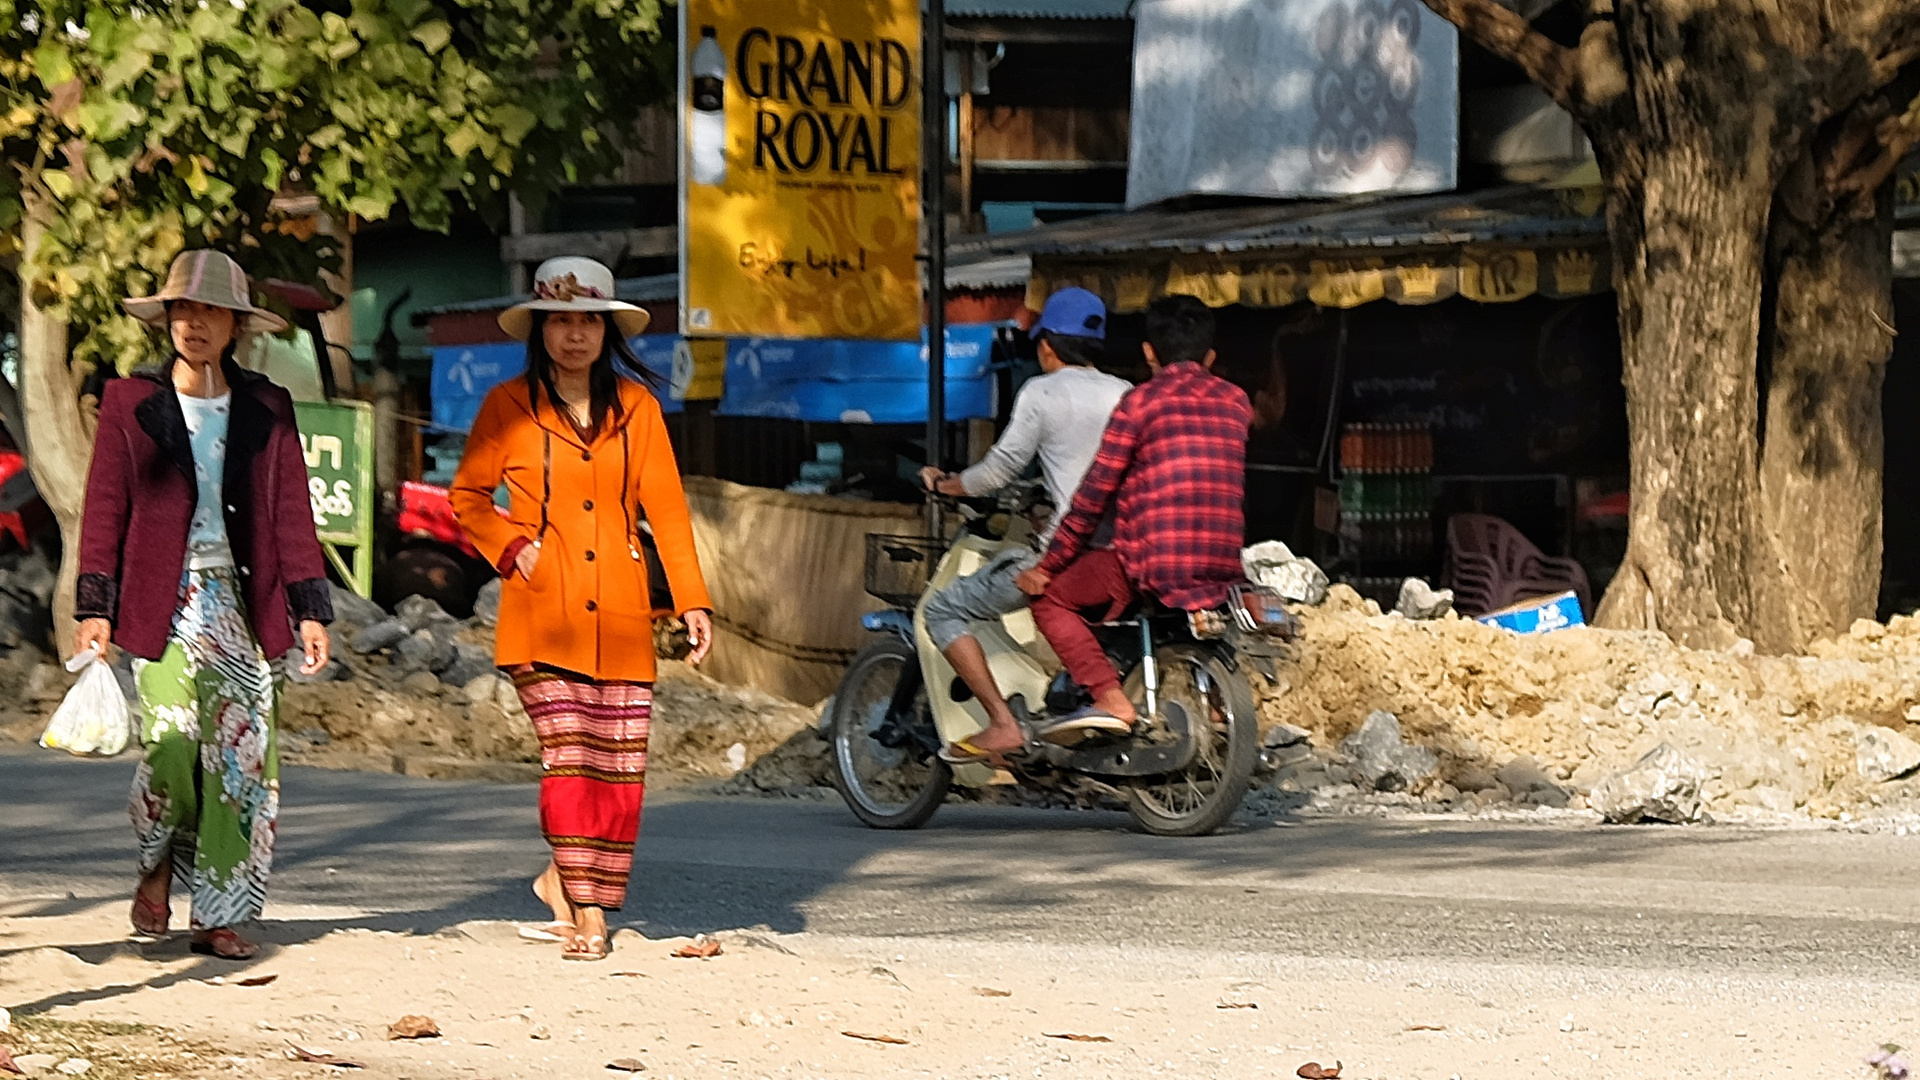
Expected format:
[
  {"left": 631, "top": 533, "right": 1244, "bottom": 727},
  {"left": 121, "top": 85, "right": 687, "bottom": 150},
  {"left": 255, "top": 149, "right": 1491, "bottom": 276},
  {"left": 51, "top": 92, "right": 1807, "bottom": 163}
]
[{"left": 958, "top": 364, "right": 1131, "bottom": 544}]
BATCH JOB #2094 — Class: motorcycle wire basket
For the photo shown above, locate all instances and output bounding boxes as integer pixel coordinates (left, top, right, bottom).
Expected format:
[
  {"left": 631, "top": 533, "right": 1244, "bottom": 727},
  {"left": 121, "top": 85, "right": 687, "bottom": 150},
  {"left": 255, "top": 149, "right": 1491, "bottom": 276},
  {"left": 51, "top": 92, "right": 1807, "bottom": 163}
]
[{"left": 863, "top": 534, "right": 946, "bottom": 608}]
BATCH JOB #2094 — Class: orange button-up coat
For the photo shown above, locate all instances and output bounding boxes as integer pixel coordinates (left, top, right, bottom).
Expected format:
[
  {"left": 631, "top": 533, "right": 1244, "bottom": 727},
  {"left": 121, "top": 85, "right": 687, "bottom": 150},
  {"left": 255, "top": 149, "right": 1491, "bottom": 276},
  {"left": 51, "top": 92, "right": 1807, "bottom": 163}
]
[{"left": 451, "top": 378, "right": 711, "bottom": 683}]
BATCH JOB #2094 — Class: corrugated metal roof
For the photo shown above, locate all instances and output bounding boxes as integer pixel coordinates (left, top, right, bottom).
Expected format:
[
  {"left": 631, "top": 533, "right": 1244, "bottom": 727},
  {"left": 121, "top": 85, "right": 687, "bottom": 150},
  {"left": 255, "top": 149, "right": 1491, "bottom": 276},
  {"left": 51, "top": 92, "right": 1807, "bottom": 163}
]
[
  {"left": 948, "top": 185, "right": 1606, "bottom": 262},
  {"left": 946, "top": 0, "right": 1132, "bottom": 18}
]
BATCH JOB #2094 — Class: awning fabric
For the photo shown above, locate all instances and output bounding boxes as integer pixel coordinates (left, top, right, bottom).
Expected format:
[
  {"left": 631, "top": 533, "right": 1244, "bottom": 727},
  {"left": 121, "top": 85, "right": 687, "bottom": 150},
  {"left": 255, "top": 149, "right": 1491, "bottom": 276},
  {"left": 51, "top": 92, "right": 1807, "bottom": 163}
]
[{"left": 1030, "top": 243, "right": 1611, "bottom": 312}]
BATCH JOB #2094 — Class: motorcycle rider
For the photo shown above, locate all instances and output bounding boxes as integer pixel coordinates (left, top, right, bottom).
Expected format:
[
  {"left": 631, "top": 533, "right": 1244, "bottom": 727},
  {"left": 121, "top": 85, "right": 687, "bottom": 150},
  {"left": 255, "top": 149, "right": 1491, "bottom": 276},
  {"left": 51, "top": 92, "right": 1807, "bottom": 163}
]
[
  {"left": 1016, "top": 294, "right": 1253, "bottom": 726},
  {"left": 916, "top": 287, "right": 1131, "bottom": 764}
]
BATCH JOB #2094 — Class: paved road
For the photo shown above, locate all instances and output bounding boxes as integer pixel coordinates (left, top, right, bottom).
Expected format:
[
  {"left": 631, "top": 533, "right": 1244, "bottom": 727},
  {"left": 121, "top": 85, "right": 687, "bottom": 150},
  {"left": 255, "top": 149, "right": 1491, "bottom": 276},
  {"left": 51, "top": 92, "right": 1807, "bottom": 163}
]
[{"left": 7, "top": 744, "right": 1920, "bottom": 978}]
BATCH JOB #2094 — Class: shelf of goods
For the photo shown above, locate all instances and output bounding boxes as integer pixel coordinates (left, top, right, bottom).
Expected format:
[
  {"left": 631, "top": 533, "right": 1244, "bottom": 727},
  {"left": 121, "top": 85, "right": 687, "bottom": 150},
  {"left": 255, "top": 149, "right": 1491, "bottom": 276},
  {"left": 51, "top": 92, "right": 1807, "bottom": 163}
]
[{"left": 1334, "top": 423, "right": 1436, "bottom": 605}]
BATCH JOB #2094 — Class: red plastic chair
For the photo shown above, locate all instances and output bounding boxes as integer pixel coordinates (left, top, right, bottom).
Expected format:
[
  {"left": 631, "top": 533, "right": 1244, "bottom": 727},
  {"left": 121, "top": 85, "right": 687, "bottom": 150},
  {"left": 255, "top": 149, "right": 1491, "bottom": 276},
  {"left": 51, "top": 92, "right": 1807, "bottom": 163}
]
[{"left": 1443, "top": 513, "right": 1590, "bottom": 618}]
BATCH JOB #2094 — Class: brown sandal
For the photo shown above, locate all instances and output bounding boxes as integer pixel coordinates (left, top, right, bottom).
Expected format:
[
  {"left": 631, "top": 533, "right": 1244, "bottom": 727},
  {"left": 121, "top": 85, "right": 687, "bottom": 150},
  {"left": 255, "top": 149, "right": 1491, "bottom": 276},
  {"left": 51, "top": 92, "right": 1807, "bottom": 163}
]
[
  {"left": 131, "top": 890, "right": 171, "bottom": 936},
  {"left": 190, "top": 928, "right": 259, "bottom": 960}
]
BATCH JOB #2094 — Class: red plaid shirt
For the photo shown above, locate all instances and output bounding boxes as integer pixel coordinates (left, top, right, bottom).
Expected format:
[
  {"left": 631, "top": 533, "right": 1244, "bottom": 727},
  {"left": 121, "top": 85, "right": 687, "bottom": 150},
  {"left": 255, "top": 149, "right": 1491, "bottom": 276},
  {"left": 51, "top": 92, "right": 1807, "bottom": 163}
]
[{"left": 1039, "top": 361, "right": 1252, "bottom": 610}]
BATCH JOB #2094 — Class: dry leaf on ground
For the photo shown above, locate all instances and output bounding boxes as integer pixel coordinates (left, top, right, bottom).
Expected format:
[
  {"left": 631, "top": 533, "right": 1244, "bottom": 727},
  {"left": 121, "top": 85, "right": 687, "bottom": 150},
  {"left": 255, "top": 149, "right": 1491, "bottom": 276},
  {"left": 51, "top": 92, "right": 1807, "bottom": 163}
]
[
  {"left": 605, "top": 1058, "right": 648, "bottom": 1072},
  {"left": 972, "top": 987, "right": 1012, "bottom": 998},
  {"left": 610, "top": 971, "right": 649, "bottom": 978},
  {"left": 387, "top": 1015, "right": 441, "bottom": 1040},
  {"left": 840, "top": 1031, "right": 909, "bottom": 1045},
  {"left": 235, "top": 974, "right": 279, "bottom": 987},
  {"left": 1297, "top": 1062, "right": 1343, "bottom": 1079},
  {"left": 1044, "top": 1033, "right": 1114, "bottom": 1043},
  {"left": 0, "top": 1046, "right": 22, "bottom": 1076},
  {"left": 671, "top": 936, "right": 722, "bottom": 959},
  {"left": 287, "top": 1043, "right": 363, "bottom": 1068}
]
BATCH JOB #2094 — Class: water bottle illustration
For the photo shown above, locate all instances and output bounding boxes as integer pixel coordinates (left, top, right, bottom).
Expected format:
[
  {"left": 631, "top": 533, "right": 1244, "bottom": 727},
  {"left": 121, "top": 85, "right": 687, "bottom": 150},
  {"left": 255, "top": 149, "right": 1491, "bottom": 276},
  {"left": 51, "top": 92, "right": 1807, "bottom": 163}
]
[{"left": 690, "top": 25, "right": 727, "bottom": 186}]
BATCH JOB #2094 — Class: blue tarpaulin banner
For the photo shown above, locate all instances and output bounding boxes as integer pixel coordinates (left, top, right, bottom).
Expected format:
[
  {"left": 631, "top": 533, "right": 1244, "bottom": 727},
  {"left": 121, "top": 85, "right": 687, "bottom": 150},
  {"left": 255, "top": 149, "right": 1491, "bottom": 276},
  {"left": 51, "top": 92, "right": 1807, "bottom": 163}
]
[
  {"left": 717, "top": 325, "right": 1000, "bottom": 423},
  {"left": 430, "top": 336, "right": 683, "bottom": 432}
]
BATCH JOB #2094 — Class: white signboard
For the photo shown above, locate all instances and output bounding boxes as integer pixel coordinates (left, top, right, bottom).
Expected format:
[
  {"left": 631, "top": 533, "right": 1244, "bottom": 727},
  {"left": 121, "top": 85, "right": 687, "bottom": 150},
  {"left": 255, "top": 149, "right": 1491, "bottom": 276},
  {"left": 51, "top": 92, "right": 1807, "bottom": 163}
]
[{"left": 1127, "top": 0, "right": 1458, "bottom": 207}]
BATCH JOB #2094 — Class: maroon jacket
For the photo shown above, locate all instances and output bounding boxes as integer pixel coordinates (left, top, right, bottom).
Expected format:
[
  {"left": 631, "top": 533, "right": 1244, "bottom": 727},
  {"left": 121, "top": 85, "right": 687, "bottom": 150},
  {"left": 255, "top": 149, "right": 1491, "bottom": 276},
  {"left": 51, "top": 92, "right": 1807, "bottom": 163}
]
[{"left": 77, "top": 360, "right": 334, "bottom": 661}]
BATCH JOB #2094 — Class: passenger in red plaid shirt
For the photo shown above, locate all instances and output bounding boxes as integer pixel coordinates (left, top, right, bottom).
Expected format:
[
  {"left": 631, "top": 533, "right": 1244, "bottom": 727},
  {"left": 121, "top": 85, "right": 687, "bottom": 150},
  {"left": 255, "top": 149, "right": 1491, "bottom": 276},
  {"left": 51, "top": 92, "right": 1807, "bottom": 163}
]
[{"left": 1016, "top": 295, "right": 1253, "bottom": 728}]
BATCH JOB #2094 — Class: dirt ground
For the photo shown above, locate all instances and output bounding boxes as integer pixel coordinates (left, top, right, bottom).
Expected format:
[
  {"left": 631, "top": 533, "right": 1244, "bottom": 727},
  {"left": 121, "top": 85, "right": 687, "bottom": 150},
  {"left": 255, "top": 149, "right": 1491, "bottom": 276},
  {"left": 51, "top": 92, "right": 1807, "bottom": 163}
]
[{"left": 2, "top": 900, "right": 1913, "bottom": 1080}]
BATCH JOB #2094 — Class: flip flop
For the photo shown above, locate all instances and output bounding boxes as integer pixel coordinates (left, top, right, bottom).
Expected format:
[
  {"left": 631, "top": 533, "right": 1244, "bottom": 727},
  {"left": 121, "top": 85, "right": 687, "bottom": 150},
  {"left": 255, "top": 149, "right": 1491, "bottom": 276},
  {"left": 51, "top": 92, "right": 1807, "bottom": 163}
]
[
  {"left": 517, "top": 921, "right": 577, "bottom": 944},
  {"left": 939, "top": 731, "right": 1032, "bottom": 767},
  {"left": 1033, "top": 706, "right": 1134, "bottom": 745},
  {"left": 562, "top": 934, "right": 610, "bottom": 962},
  {"left": 189, "top": 928, "right": 259, "bottom": 960}
]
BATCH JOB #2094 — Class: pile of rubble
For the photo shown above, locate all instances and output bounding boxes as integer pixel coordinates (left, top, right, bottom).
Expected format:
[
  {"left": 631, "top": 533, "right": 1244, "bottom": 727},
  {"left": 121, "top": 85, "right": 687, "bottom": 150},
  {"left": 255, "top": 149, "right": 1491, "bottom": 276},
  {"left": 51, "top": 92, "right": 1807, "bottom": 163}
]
[
  {"left": 2, "top": 580, "right": 824, "bottom": 786},
  {"left": 1253, "top": 584, "right": 1920, "bottom": 826},
  {"left": 18, "top": 558, "right": 1920, "bottom": 829}
]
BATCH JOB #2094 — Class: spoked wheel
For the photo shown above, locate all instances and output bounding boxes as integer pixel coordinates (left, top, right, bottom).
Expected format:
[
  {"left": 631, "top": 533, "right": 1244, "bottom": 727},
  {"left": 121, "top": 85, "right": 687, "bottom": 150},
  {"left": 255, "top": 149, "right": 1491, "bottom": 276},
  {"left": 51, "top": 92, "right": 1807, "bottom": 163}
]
[
  {"left": 828, "top": 637, "right": 952, "bottom": 829},
  {"left": 1123, "top": 644, "right": 1259, "bottom": 836}
]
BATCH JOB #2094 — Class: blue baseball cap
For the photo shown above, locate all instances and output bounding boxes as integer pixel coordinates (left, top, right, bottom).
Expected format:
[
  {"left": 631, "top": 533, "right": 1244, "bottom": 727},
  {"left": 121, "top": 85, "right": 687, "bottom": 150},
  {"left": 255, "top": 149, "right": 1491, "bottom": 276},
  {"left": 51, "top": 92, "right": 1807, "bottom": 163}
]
[{"left": 1029, "top": 287, "right": 1106, "bottom": 341}]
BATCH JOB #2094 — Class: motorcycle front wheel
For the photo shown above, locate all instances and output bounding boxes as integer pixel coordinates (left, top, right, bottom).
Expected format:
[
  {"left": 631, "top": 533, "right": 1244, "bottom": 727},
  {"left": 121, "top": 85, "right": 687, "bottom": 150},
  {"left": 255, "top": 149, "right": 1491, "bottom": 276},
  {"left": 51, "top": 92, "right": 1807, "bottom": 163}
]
[
  {"left": 828, "top": 637, "right": 952, "bottom": 830},
  {"left": 1123, "top": 644, "right": 1259, "bottom": 837}
]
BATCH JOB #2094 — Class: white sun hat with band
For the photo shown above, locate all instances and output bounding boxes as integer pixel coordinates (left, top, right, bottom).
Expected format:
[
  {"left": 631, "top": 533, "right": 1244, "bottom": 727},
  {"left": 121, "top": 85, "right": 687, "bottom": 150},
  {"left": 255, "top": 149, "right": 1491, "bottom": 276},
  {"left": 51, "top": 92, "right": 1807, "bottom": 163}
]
[
  {"left": 122, "top": 249, "right": 289, "bottom": 335},
  {"left": 499, "top": 256, "right": 651, "bottom": 340}
]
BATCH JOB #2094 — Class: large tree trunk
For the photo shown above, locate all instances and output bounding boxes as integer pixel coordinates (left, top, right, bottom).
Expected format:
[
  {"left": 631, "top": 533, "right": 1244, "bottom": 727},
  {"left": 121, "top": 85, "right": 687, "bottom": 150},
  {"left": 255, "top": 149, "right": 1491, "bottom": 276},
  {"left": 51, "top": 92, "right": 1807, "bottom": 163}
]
[
  {"left": 1747, "top": 190, "right": 1894, "bottom": 651},
  {"left": 18, "top": 200, "right": 93, "bottom": 659},
  {"left": 1592, "top": 144, "right": 1776, "bottom": 649}
]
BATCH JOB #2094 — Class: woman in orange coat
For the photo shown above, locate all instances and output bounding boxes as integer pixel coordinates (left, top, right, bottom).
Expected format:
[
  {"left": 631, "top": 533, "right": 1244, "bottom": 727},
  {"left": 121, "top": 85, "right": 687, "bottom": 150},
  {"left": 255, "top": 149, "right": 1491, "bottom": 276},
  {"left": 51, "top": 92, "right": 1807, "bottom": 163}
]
[{"left": 452, "top": 256, "right": 713, "bottom": 961}]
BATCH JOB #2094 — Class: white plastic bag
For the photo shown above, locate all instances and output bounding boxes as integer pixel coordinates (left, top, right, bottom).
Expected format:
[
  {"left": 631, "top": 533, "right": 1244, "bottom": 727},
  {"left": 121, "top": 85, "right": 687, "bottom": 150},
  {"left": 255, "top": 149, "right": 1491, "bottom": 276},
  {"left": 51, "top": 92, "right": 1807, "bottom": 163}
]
[{"left": 39, "top": 647, "right": 131, "bottom": 757}]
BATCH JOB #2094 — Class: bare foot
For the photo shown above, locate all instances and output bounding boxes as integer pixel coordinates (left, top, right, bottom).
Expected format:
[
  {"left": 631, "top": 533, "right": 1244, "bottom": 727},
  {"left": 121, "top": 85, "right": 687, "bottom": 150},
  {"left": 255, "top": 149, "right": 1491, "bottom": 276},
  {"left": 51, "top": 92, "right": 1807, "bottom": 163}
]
[
  {"left": 131, "top": 864, "right": 171, "bottom": 935},
  {"left": 531, "top": 862, "right": 576, "bottom": 928},
  {"left": 969, "top": 706, "right": 1027, "bottom": 754},
  {"left": 1094, "top": 688, "right": 1139, "bottom": 725},
  {"left": 565, "top": 906, "right": 610, "bottom": 961}
]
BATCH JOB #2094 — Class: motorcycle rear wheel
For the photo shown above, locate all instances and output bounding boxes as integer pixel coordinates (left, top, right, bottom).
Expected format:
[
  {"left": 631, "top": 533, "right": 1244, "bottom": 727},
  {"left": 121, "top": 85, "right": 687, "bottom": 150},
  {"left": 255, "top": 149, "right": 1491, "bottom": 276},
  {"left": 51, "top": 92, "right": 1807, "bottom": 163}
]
[
  {"left": 829, "top": 637, "right": 952, "bottom": 830},
  {"left": 1123, "top": 644, "right": 1259, "bottom": 837}
]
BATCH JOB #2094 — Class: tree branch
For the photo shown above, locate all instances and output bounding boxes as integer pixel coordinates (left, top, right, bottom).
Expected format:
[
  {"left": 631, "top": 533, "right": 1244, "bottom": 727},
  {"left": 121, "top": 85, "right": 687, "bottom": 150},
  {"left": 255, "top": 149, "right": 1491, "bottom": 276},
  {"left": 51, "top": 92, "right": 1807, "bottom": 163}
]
[
  {"left": 1418, "top": 0, "right": 1590, "bottom": 117},
  {"left": 1836, "top": 90, "right": 1920, "bottom": 203}
]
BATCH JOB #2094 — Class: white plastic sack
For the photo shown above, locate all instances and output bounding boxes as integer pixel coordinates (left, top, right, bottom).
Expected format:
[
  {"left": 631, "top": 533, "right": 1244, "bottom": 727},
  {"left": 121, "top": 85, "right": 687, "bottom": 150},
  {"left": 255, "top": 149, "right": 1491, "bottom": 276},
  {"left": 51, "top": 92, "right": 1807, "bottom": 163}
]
[{"left": 39, "top": 647, "right": 131, "bottom": 757}]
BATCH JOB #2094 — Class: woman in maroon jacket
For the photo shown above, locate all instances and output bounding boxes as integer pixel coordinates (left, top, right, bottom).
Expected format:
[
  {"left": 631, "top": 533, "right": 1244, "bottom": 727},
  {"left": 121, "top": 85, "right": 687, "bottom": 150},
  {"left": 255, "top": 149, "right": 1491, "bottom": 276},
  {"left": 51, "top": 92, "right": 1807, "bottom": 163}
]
[{"left": 75, "top": 250, "right": 334, "bottom": 960}]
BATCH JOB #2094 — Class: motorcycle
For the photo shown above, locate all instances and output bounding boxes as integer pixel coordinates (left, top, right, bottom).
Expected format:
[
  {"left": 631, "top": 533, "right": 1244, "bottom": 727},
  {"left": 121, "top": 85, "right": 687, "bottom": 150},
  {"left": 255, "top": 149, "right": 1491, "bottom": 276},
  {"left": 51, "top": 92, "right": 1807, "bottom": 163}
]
[{"left": 826, "top": 485, "right": 1295, "bottom": 837}]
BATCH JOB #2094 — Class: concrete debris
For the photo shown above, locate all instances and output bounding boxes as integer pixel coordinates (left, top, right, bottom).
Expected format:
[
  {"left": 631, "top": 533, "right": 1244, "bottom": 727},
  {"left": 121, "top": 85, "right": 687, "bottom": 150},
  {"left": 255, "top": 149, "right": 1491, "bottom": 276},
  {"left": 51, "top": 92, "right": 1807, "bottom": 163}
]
[
  {"left": 349, "top": 619, "right": 408, "bottom": 655},
  {"left": 396, "top": 628, "right": 456, "bottom": 673},
  {"left": 1856, "top": 726, "right": 1920, "bottom": 783},
  {"left": 1261, "top": 722, "right": 1312, "bottom": 749},
  {"left": 1338, "top": 710, "right": 1438, "bottom": 793},
  {"left": 397, "top": 595, "right": 459, "bottom": 635},
  {"left": 1394, "top": 578, "right": 1454, "bottom": 620},
  {"left": 1495, "top": 755, "right": 1572, "bottom": 808},
  {"left": 439, "top": 643, "right": 496, "bottom": 689},
  {"left": 329, "top": 584, "right": 388, "bottom": 632},
  {"left": 1242, "top": 541, "right": 1330, "bottom": 606},
  {"left": 473, "top": 578, "right": 502, "bottom": 628},
  {"left": 1588, "top": 743, "right": 1707, "bottom": 824}
]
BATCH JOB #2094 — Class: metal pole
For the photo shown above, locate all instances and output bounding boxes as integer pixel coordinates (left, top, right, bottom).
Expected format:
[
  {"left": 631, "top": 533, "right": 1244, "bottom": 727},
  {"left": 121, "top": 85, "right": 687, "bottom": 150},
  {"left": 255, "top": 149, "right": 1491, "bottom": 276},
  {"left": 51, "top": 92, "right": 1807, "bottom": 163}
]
[{"left": 925, "top": 0, "right": 947, "bottom": 538}]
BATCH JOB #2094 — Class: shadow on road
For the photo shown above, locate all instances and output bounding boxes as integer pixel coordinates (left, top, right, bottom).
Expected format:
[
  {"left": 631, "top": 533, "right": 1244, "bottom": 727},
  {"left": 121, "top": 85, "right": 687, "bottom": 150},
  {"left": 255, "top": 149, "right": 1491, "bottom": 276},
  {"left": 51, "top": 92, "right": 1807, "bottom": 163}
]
[{"left": 14, "top": 741, "right": 1912, "bottom": 1019}]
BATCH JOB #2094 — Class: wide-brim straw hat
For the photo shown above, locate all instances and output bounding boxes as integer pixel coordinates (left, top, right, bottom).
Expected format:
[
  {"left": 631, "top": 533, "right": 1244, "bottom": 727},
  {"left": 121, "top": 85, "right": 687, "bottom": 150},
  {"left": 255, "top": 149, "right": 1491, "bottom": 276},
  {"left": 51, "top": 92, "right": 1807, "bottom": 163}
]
[
  {"left": 499, "top": 256, "right": 651, "bottom": 340},
  {"left": 122, "top": 249, "right": 289, "bottom": 335}
]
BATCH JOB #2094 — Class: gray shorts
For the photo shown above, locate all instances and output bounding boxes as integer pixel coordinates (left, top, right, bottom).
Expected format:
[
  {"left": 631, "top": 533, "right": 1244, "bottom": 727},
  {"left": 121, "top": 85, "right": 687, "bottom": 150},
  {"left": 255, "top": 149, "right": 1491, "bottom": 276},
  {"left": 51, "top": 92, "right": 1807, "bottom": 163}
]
[{"left": 923, "top": 548, "right": 1038, "bottom": 651}]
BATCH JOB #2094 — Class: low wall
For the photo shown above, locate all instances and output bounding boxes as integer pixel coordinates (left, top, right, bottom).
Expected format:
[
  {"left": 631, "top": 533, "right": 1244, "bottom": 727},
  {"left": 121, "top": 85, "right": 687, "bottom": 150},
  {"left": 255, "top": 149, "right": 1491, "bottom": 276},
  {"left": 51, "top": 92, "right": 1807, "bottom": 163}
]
[{"left": 685, "top": 477, "right": 921, "bottom": 704}]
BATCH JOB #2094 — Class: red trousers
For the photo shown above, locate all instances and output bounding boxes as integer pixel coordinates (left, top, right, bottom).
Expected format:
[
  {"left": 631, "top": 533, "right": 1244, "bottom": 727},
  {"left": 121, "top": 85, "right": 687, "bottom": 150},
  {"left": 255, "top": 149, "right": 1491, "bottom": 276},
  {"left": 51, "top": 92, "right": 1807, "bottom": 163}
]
[{"left": 1030, "top": 549, "right": 1139, "bottom": 699}]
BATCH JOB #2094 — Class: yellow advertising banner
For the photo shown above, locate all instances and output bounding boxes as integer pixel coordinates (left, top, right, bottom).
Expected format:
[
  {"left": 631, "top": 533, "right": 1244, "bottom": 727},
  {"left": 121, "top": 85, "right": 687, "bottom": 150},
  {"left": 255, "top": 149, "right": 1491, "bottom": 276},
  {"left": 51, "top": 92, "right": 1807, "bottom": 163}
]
[{"left": 682, "top": 0, "right": 923, "bottom": 341}]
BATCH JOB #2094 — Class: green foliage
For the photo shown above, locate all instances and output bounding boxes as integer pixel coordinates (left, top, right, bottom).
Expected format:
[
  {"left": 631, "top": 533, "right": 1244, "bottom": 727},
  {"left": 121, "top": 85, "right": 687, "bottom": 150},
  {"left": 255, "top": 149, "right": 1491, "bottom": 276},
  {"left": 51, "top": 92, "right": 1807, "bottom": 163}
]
[{"left": 0, "top": 0, "right": 673, "bottom": 372}]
